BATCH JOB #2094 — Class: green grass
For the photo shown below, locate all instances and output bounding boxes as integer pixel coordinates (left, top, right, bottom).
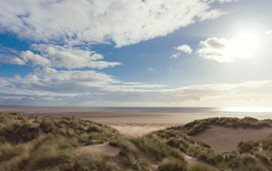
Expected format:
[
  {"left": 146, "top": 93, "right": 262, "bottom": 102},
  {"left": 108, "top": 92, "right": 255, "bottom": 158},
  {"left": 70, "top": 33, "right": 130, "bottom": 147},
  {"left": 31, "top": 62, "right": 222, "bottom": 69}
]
[
  {"left": 0, "top": 113, "right": 121, "bottom": 171},
  {"left": 158, "top": 157, "right": 187, "bottom": 171},
  {"left": 179, "top": 117, "right": 272, "bottom": 136},
  {"left": 67, "top": 153, "right": 121, "bottom": 171},
  {"left": 148, "top": 116, "right": 272, "bottom": 171},
  {"left": 110, "top": 136, "right": 151, "bottom": 171},
  {"left": 238, "top": 140, "right": 259, "bottom": 153},
  {"left": 1, "top": 113, "right": 272, "bottom": 171},
  {"left": 188, "top": 163, "right": 212, "bottom": 171}
]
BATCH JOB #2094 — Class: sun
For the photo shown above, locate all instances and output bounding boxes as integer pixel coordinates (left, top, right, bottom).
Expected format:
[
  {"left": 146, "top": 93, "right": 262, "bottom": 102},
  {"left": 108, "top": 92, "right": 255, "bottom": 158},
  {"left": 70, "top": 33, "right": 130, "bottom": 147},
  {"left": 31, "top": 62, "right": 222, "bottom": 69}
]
[{"left": 223, "top": 31, "right": 261, "bottom": 60}]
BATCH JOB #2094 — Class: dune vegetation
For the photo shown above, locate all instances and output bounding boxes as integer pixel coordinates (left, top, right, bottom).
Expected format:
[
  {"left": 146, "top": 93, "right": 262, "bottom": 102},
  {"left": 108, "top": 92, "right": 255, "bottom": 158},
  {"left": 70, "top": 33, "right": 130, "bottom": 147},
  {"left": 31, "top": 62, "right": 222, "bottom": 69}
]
[
  {"left": 1, "top": 113, "right": 272, "bottom": 171},
  {"left": 147, "top": 117, "right": 272, "bottom": 171}
]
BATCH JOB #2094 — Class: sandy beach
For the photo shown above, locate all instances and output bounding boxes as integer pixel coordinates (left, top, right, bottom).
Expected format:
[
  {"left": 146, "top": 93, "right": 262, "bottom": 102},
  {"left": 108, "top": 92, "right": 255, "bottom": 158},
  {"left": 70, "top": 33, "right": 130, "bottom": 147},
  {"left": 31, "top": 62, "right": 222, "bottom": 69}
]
[
  {"left": 0, "top": 107, "right": 181, "bottom": 136},
  {"left": 1, "top": 107, "right": 272, "bottom": 137},
  {"left": 2, "top": 107, "right": 272, "bottom": 170}
]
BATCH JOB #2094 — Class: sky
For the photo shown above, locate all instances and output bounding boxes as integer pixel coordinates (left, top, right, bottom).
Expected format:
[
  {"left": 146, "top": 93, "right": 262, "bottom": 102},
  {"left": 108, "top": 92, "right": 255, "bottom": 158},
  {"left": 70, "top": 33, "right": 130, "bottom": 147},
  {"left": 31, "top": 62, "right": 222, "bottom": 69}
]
[{"left": 0, "top": 0, "right": 272, "bottom": 107}]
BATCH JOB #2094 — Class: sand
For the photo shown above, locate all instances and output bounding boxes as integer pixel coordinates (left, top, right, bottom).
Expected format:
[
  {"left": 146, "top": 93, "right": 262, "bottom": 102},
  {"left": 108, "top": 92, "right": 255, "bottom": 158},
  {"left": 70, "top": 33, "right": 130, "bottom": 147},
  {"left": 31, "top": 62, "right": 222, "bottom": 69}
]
[
  {"left": 110, "top": 125, "right": 166, "bottom": 137},
  {"left": 2, "top": 107, "right": 272, "bottom": 153},
  {"left": 76, "top": 142, "right": 120, "bottom": 156},
  {"left": 0, "top": 107, "right": 187, "bottom": 136},
  {"left": 1, "top": 107, "right": 263, "bottom": 124},
  {"left": 194, "top": 126, "right": 272, "bottom": 153}
]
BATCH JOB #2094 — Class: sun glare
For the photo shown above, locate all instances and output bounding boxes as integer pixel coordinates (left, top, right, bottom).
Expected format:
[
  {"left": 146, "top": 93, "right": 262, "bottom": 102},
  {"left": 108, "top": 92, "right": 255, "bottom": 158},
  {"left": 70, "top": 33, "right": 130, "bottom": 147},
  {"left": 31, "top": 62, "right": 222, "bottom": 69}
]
[
  {"left": 221, "top": 107, "right": 272, "bottom": 113},
  {"left": 224, "top": 31, "right": 261, "bottom": 60}
]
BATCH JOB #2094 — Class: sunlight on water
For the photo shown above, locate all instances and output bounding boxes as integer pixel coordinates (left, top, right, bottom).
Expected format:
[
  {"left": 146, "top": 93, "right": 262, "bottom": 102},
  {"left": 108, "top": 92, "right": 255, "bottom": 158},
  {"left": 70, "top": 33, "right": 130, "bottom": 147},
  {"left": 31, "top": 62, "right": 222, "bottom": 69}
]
[{"left": 220, "top": 107, "right": 272, "bottom": 113}]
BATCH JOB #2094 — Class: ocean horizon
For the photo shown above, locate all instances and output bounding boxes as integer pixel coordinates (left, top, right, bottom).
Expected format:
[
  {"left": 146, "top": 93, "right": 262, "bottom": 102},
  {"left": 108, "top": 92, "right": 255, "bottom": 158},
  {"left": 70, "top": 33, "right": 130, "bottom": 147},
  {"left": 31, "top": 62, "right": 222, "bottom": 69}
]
[
  {"left": 2, "top": 106, "right": 272, "bottom": 121},
  {"left": 2, "top": 106, "right": 272, "bottom": 113}
]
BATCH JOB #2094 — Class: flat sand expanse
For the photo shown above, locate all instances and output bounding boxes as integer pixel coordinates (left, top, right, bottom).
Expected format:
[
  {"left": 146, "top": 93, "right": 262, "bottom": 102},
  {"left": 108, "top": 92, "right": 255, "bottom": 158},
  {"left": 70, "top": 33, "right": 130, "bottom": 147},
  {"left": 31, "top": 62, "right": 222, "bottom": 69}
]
[
  {"left": 194, "top": 126, "right": 272, "bottom": 153},
  {"left": 2, "top": 107, "right": 272, "bottom": 140},
  {"left": 1, "top": 107, "right": 264, "bottom": 123},
  {"left": 0, "top": 107, "right": 186, "bottom": 136}
]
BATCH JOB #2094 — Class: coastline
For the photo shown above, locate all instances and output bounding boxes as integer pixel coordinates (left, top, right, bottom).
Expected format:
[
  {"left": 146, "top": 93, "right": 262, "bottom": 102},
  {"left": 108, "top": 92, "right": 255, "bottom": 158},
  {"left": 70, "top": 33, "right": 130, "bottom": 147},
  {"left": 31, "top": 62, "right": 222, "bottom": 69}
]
[{"left": 2, "top": 106, "right": 272, "bottom": 136}]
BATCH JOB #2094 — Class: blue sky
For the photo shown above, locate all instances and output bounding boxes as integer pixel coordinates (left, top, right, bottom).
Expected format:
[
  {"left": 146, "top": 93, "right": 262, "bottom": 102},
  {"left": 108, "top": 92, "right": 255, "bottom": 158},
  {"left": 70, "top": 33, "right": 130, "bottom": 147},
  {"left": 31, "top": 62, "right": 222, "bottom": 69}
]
[{"left": 1, "top": 0, "right": 272, "bottom": 107}]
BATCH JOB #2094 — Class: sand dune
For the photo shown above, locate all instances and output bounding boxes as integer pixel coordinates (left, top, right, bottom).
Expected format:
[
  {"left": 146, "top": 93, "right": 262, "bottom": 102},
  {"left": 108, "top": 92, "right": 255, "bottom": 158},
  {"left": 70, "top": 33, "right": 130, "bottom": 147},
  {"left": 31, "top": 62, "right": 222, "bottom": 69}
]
[{"left": 194, "top": 126, "right": 272, "bottom": 153}]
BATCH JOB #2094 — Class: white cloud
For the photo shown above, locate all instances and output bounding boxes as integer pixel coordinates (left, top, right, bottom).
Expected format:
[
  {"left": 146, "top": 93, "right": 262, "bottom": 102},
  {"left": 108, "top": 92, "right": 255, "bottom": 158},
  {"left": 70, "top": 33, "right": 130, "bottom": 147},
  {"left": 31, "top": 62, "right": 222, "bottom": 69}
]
[
  {"left": 170, "top": 52, "right": 181, "bottom": 59},
  {"left": 13, "top": 67, "right": 119, "bottom": 93},
  {"left": 1, "top": 76, "right": 272, "bottom": 107},
  {"left": 0, "top": 0, "right": 231, "bottom": 47},
  {"left": 0, "top": 79, "right": 9, "bottom": 88},
  {"left": 171, "top": 44, "right": 193, "bottom": 58},
  {"left": 176, "top": 44, "right": 193, "bottom": 54},
  {"left": 9, "top": 58, "right": 26, "bottom": 65},
  {"left": 10, "top": 67, "right": 166, "bottom": 94},
  {"left": 16, "top": 44, "right": 121, "bottom": 69},
  {"left": 197, "top": 34, "right": 257, "bottom": 62},
  {"left": 0, "top": 45, "right": 26, "bottom": 65},
  {"left": 21, "top": 50, "right": 50, "bottom": 66}
]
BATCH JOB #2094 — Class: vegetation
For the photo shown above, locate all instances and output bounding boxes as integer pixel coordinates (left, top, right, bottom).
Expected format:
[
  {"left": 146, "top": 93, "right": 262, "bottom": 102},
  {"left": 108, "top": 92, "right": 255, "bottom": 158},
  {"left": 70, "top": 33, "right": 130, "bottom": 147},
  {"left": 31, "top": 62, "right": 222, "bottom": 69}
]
[
  {"left": 179, "top": 117, "right": 272, "bottom": 136},
  {"left": 1, "top": 113, "right": 272, "bottom": 170},
  {"left": 158, "top": 157, "right": 186, "bottom": 171},
  {"left": 188, "top": 163, "right": 213, "bottom": 171},
  {"left": 0, "top": 112, "right": 187, "bottom": 171},
  {"left": 147, "top": 117, "right": 272, "bottom": 171},
  {"left": 0, "top": 112, "right": 121, "bottom": 171}
]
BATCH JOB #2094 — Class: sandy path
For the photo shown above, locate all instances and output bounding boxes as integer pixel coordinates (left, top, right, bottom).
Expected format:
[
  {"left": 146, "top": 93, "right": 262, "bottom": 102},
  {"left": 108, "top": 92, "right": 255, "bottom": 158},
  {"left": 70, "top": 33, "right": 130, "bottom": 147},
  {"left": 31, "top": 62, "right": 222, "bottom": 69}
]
[
  {"left": 110, "top": 125, "right": 167, "bottom": 137},
  {"left": 76, "top": 143, "right": 120, "bottom": 157},
  {"left": 194, "top": 126, "right": 272, "bottom": 153}
]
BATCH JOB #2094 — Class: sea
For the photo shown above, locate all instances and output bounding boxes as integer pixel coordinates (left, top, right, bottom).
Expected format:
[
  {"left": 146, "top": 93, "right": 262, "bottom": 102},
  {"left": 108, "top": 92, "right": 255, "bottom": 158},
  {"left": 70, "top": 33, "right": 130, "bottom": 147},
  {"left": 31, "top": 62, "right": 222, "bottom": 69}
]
[{"left": 1, "top": 106, "right": 272, "bottom": 124}]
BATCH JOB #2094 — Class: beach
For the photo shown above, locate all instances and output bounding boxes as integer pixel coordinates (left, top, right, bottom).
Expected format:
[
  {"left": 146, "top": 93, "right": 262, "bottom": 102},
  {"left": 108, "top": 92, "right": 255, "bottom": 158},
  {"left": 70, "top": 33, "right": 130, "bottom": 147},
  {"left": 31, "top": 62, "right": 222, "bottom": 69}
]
[
  {"left": 2, "top": 108, "right": 272, "bottom": 170},
  {"left": 1, "top": 107, "right": 272, "bottom": 136}
]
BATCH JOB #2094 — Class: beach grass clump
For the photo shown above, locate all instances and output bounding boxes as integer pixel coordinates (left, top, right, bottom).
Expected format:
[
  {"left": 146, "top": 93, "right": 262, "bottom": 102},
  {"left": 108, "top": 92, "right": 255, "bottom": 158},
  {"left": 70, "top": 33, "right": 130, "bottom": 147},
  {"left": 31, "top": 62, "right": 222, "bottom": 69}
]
[
  {"left": 39, "top": 118, "right": 56, "bottom": 133},
  {"left": 197, "top": 150, "right": 223, "bottom": 165},
  {"left": 216, "top": 151, "right": 267, "bottom": 171},
  {"left": 36, "top": 114, "right": 120, "bottom": 145},
  {"left": 110, "top": 136, "right": 151, "bottom": 171},
  {"left": 158, "top": 157, "right": 187, "bottom": 171},
  {"left": 188, "top": 163, "right": 213, "bottom": 171},
  {"left": 261, "top": 136, "right": 272, "bottom": 151},
  {"left": 255, "top": 152, "right": 272, "bottom": 168},
  {"left": 148, "top": 127, "right": 214, "bottom": 162},
  {"left": 238, "top": 140, "right": 259, "bottom": 153},
  {"left": 132, "top": 137, "right": 185, "bottom": 161},
  {"left": 67, "top": 152, "right": 121, "bottom": 171},
  {"left": 0, "top": 122, "right": 39, "bottom": 144},
  {"left": 235, "top": 136, "right": 272, "bottom": 170},
  {"left": 0, "top": 140, "right": 40, "bottom": 171},
  {"left": 26, "top": 151, "right": 73, "bottom": 171}
]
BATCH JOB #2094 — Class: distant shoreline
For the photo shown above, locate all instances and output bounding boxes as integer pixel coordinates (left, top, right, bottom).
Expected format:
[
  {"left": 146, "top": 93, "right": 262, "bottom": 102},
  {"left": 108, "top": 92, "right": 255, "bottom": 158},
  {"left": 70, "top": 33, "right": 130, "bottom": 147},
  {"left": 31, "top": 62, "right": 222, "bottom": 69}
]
[{"left": 1, "top": 107, "right": 272, "bottom": 124}]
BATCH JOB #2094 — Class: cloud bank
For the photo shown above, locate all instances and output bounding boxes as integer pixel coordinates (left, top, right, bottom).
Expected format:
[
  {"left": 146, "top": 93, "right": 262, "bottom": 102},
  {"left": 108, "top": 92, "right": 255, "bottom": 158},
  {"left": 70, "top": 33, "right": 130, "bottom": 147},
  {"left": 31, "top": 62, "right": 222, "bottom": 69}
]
[
  {"left": 20, "top": 44, "right": 121, "bottom": 69},
  {"left": 1, "top": 72, "right": 272, "bottom": 107},
  {"left": 0, "top": 0, "right": 245, "bottom": 107},
  {"left": 0, "top": 0, "right": 229, "bottom": 47}
]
